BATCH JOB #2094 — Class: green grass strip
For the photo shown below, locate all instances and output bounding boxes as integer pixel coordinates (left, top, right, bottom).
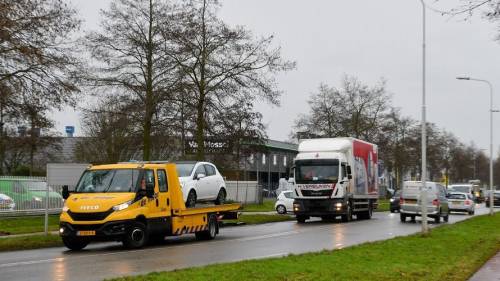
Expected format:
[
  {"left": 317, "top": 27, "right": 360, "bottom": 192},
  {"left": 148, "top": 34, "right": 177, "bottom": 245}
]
[
  {"left": 0, "top": 234, "right": 62, "bottom": 252},
  {"left": 0, "top": 215, "right": 60, "bottom": 235},
  {"left": 110, "top": 213, "right": 500, "bottom": 281}
]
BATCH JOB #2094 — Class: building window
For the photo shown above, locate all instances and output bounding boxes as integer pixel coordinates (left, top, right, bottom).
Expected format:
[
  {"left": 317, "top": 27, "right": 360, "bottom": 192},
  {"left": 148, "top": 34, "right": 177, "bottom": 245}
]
[
  {"left": 273, "top": 155, "right": 277, "bottom": 166},
  {"left": 262, "top": 154, "right": 266, "bottom": 165},
  {"left": 283, "top": 156, "right": 287, "bottom": 166}
]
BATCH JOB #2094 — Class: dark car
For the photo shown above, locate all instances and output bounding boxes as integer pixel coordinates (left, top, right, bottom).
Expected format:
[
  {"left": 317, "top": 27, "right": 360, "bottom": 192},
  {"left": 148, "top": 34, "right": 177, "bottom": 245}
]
[
  {"left": 390, "top": 190, "right": 401, "bottom": 213},
  {"left": 485, "top": 191, "right": 500, "bottom": 207}
]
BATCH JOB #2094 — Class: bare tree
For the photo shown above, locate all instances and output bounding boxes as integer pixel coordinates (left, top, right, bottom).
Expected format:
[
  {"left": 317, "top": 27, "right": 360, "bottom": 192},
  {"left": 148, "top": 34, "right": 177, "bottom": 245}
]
[
  {"left": 168, "top": 0, "right": 295, "bottom": 160},
  {"left": 0, "top": 0, "right": 81, "bottom": 103},
  {"left": 293, "top": 75, "right": 390, "bottom": 142},
  {"left": 84, "top": 0, "right": 180, "bottom": 160}
]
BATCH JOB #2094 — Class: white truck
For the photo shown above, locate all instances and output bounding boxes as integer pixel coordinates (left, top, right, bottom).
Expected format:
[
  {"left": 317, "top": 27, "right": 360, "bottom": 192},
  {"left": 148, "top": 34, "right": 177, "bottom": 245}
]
[{"left": 292, "top": 138, "right": 379, "bottom": 223}]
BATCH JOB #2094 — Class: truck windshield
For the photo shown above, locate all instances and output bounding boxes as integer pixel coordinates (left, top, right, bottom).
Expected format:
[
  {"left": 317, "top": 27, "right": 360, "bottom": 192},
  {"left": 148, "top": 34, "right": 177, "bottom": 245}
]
[
  {"left": 75, "top": 169, "right": 141, "bottom": 193},
  {"left": 296, "top": 160, "right": 339, "bottom": 184}
]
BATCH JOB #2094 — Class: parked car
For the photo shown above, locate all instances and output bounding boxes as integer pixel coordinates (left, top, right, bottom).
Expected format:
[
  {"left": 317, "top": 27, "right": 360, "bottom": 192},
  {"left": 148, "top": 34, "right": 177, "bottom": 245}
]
[
  {"left": 175, "top": 161, "right": 227, "bottom": 207},
  {"left": 447, "top": 192, "right": 475, "bottom": 215},
  {"left": 400, "top": 181, "right": 450, "bottom": 223},
  {"left": 390, "top": 190, "right": 401, "bottom": 213},
  {"left": 0, "top": 178, "right": 63, "bottom": 210},
  {"left": 485, "top": 191, "right": 500, "bottom": 207},
  {"left": 0, "top": 193, "right": 15, "bottom": 211},
  {"left": 275, "top": 190, "right": 294, "bottom": 214}
]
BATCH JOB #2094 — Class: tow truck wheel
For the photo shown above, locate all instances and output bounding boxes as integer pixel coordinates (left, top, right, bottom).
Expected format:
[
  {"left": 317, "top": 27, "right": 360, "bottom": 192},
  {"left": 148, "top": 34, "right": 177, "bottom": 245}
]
[
  {"left": 123, "top": 222, "right": 148, "bottom": 249},
  {"left": 62, "top": 237, "right": 89, "bottom": 251},
  {"left": 196, "top": 214, "right": 218, "bottom": 240}
]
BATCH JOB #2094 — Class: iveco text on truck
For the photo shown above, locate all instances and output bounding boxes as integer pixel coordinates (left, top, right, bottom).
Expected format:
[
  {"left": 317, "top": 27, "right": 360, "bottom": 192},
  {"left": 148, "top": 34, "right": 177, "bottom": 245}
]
[
  {"left": 292, "top": 138, "right": 378, "bottom": 223},
  {"left": 59, "top": 162, "right": 239, "bottom": 250}
]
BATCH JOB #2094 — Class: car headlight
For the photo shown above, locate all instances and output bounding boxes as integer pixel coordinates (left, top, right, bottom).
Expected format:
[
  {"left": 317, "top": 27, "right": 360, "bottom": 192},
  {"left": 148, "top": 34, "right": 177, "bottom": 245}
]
[
  {"left": 33, "top": 196, "right": 42, "bottom": 202},
  {"left": 390, "top": 198, "right": 395, "bottom": 202},
  {"left": 112, "top": 200, "right": 132, "bottom": 211}
]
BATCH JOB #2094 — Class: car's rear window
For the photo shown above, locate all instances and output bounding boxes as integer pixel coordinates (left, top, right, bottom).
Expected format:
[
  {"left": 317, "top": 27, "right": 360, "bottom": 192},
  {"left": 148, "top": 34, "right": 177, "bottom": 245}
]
[{"left": 449, "top": 193, "right": 466, "bottom": 200}]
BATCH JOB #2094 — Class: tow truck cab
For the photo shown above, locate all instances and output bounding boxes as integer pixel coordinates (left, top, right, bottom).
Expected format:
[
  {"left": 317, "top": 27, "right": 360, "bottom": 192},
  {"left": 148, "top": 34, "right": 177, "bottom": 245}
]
[{"left": 59, "top": 162, "right": 239, "bottom": 250}]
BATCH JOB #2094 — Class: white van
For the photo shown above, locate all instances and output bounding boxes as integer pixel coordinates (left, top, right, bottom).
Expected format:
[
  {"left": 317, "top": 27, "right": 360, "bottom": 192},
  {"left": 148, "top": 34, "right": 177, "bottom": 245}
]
[{"left": 400, "top": 181, "right": 450, "bottom": 223}]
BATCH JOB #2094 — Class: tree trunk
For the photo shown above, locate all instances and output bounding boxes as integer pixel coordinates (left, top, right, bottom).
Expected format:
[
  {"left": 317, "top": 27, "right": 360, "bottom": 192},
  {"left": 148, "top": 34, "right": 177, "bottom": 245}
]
[
  {"left": 195, "top": 99, "right": 205, "bottom": 160},
  {"left": 143, "top": 0, "right": 154, "bottom": 161}
]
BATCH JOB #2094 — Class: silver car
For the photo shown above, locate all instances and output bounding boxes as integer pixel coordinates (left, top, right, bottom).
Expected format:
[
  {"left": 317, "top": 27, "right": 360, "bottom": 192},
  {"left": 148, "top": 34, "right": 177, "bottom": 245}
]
[
  {"left": 448, "top": 192, "right": 475, "bottom": 215},
  {"left": 400, "top": 181, "right": 450, "bottom": 223}
]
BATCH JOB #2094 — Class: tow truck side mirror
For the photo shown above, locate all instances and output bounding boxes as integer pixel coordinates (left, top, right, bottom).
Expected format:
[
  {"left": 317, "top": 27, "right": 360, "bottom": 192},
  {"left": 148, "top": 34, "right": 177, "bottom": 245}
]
[
  {"left": 145, "top": 182, "right": 155, "bottom": 198},
  {"left": 62, "top": 185, "right": 70, "bottom": 200}
]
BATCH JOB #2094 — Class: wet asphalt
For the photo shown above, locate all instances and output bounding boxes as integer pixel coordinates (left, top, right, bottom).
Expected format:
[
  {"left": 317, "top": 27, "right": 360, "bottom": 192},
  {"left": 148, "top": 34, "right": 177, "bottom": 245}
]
[{"left": 0, "top": 204, "right": 496, "bottom": 281}]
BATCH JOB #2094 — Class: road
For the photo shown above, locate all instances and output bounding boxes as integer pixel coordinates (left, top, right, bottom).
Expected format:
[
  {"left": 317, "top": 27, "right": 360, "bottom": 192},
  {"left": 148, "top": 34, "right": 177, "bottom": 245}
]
[{"left": 0, "top": 204, "right": 496, "bottom": 281}]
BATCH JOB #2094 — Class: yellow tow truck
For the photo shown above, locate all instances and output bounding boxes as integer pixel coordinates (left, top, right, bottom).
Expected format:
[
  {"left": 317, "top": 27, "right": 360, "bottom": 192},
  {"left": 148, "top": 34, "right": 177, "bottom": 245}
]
[{"left": 59, "top": 162, "right": 240, "bottom": 250}]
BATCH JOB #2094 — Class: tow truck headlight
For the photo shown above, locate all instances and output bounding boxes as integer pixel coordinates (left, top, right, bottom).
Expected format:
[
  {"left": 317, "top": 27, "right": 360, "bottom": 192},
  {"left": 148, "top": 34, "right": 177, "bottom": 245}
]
[
  {"left": 62, "top": 205, "right": 69, "bottom": 212},
  {"left": 112, "top": 200, "right": 132, "bottom": 211}
]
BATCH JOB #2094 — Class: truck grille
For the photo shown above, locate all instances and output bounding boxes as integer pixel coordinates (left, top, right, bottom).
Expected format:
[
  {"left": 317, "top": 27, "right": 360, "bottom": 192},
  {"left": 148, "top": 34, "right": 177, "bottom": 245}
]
[
  {"left": 301, "top": 189, "right": 334, "bottom": 197},
  {"left": 67, "top": 209, "right": 113, "bottom": 221}
]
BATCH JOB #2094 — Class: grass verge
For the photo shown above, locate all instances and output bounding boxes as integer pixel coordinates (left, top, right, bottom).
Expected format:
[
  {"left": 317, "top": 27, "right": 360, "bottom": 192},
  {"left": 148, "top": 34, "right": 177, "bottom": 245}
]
[
  {"left": 0, "top": 215, "right": 59, "bottom": 235},
  {"left": 240, "top": 199, "right": 276, "bottom": 212},
  {"left": 0, "top": 234, "right": 62, "bottom": 252},
  {"left": 225, "top": 214, "right": 294, "bottom": 225},
  {"left": 110, "top": 214, "right": 500, "bottom": 281},
  {"left": 376, "top": 199, "right": 390, "bottom": 212}
]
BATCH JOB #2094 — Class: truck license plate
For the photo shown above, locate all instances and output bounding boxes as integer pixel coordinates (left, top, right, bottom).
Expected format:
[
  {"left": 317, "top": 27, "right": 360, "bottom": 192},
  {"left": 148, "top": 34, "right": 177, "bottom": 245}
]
[{"left": 77, "top": 230, "right": 95, "bottom": 236}]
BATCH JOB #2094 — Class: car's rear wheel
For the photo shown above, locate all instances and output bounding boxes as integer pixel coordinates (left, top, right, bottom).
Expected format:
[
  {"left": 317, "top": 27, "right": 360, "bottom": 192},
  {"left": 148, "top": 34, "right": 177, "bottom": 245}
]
[
  {"left": 276, "top": 205, "right": 286, "bottom": 214},
  {"left": 214, "top": 189, "right": 226, "bottom": 205},
  {"left": 62, "top": 237, "right": 89, "bottom": 251},
  {"left": 434, "top": 211, "right": 441, "bottom": 223},
  {"left": 186, "top": 190, "right": 196, "bottom": 208},
  {"left": 468, "top": 210, "right": 475, "bottom": 215}
]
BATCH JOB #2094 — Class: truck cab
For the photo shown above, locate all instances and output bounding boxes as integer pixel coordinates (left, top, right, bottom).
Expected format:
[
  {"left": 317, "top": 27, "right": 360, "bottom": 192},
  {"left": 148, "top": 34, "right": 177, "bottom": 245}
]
[{"left": 59, "top": 162, "right": 239, "bottom": 250}]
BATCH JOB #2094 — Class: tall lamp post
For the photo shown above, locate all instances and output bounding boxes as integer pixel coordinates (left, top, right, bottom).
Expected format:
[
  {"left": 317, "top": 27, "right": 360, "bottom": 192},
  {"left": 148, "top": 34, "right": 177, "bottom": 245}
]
[
  {"left": 419, "top": 0, "right": 428, "bottom": 234},
  {"left": 456, "top": 77, "right": 498, "bottom": 215}
]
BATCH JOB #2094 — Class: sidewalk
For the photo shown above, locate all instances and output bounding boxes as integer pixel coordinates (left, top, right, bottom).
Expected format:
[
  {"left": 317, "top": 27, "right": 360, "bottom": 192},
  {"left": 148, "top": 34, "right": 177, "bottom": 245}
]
[{"left": 469, "top": 250, "right": 500, "bottom": 281}]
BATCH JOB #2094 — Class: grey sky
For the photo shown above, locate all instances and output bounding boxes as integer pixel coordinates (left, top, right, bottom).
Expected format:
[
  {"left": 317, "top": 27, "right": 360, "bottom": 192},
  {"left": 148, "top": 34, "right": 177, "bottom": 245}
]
[{"left": 55, "top": 0, "right": 500, "bottom": 155}]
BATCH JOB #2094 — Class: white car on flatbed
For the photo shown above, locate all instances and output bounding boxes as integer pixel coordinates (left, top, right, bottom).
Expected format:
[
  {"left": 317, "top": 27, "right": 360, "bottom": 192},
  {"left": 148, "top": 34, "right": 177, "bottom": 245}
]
[{"left": 175, "top": 161, "right": 227, "bottom": 207}]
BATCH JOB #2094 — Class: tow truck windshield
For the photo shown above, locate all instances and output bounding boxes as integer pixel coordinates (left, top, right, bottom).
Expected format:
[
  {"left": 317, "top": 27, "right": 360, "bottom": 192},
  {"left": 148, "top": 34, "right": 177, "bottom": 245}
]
[
  {"left": 75, "top": 169, "right": 146, "bottom": 193},
  {"left": 296, "top": 160, "right": 339, "bottom": 184}
]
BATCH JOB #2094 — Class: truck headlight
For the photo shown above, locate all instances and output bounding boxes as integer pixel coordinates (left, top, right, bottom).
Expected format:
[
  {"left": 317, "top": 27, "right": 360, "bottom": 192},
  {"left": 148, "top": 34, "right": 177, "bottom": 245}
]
[
  {"left": 113, "top": 200, "right": 132, "bottom": 211},
  {"left": 293, "top": 203, "right": 301, "bottom": 212}
]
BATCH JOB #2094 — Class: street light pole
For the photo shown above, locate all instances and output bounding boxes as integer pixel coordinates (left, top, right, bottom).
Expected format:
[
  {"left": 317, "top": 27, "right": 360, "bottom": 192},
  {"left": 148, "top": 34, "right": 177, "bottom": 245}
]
[
  {"left": 456, "top": 77, "right": 497, "bottom": 215},
  {"left": 419, "top": 0, "right": 428, "bottom": 234}
]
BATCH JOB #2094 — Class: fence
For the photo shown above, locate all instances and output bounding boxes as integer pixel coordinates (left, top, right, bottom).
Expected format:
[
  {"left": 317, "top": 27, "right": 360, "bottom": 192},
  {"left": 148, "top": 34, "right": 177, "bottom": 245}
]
[
  {"left": 0, "top": 176, "right": 64, "bottom": 217},
  {"left": 225, "top": 181, "right": 260, "bottom": 204}
]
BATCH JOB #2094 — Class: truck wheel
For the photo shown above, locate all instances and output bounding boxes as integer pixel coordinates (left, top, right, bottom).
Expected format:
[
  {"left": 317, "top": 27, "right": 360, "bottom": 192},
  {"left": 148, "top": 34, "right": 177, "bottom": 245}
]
[
  {"left": 400, "top": 213, "right": 406, "bottom": 223},
  {"left": 341, "top": 203, "right": 353, "bottom": 223},
  {"left": 214, "top": 189, "right": 226, "bottom": 205},
  {"left": 186, "top": 190, "right": 196, "bottom": 208},
  {"left": 62, "top": 237, "right": 89, "bottom": 251},
  {"left": 123, "top": 222, "right": 148, "bottom": 249},
  {"left": 276, "top": 205, "right": 286, "bottom": 214},
  {"left": 195, "top": 214, "right": 218, "bottom": 240},
  {"left": 296, "top": 216, "right": 307, "bottom": 223}
]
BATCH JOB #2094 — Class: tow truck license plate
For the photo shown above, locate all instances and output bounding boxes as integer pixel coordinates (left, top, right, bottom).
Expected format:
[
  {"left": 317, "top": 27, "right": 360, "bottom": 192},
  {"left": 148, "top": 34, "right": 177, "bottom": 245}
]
[{"left": 77, "top": 230, "right": 95, "bottom": 236}]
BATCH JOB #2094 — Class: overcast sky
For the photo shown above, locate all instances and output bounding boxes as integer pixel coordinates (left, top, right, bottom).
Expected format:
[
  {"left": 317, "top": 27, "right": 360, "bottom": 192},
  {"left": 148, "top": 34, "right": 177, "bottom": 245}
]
[{"left": 55, "top": 0, "right": 500, "bottom": 154}]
